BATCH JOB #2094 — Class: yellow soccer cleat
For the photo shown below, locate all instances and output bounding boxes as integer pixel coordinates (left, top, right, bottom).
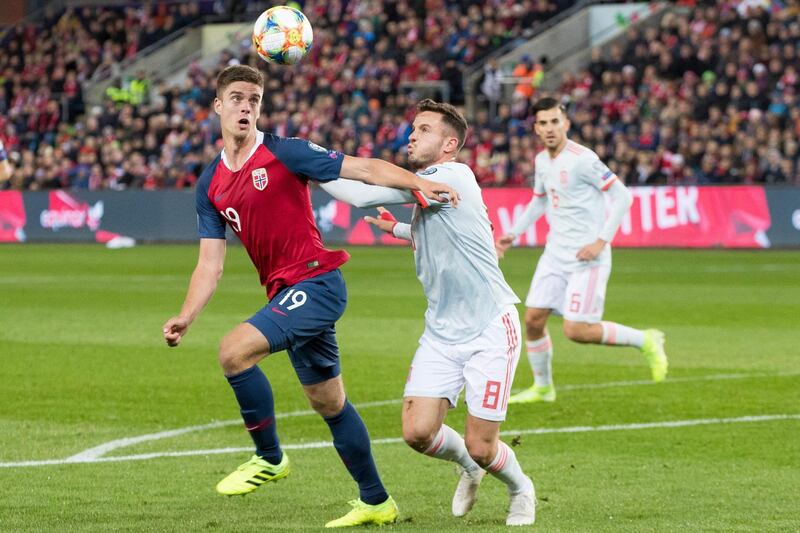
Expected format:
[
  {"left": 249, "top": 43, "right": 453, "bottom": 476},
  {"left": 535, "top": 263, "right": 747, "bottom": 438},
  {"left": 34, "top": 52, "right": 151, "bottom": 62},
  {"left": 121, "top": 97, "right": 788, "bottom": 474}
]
[
  {"left": 508, "top": 384, "right": 556, "bottom": 404},
  {"left": 325, "top": 496, "right": 399, "bottom": 528},
  {"left": 215, "top": 453, "right": 290, "bottom": 495},
  {"left": 642, "top": 329, "right": 668, "bottom": 383}
]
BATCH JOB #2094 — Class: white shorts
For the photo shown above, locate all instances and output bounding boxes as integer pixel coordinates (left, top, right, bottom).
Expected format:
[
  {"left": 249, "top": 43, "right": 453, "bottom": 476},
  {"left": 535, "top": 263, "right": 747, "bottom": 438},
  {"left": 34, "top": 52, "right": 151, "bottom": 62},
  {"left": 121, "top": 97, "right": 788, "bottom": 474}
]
[
  {"left": 525, "top": 255, "right": 611, "bottom": 323},
  {"left": 404, "top": 306, "right": 521, "bottom": 422}
]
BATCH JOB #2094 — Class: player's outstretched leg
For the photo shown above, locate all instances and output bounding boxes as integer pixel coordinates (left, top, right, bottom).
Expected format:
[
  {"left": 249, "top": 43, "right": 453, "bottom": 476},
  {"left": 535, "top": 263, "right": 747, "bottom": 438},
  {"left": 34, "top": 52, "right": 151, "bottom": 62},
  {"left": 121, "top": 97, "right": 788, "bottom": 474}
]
[
  {"left": 323, "top": 400, "right": 398, "bottom": 527},
  {"left": 508, "top": 334, "right": 556, "bottom": 403},
  {"left": 466, "top": 414, "right": 535, "bottom": 526},
  {"left": 403, "top": 398, "right": 485, "bottom": 517},
  {"left": 509, "top": 334, "right": 556, "bottom": 404},
  {"left": 599, "top": 322, "right": 668, "bottom": 382},
  {"left": 217, "top": 365, "right": 289, "bottom": 495},
  {"left": 484, "top": 441, "right": 536, "bottom": 526},
  {"left": 511, "top": 311, "right": 556, "bottom": 405}
]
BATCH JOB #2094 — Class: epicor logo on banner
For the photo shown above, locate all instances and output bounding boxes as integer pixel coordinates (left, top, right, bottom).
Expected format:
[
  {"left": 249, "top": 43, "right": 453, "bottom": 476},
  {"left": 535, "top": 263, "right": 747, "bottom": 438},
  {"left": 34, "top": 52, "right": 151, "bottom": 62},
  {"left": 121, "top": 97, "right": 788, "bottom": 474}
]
[{"left": 39, "top": 191, "right": 103, "bottom": 231}]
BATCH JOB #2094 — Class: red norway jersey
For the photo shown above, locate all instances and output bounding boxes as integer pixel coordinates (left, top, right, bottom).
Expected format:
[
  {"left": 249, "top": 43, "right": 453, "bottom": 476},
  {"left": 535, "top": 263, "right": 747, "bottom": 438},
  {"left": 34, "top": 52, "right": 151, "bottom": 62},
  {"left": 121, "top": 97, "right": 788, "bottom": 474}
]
[{"left": 196, "top": 131, "right": 349, "bottom": 299}]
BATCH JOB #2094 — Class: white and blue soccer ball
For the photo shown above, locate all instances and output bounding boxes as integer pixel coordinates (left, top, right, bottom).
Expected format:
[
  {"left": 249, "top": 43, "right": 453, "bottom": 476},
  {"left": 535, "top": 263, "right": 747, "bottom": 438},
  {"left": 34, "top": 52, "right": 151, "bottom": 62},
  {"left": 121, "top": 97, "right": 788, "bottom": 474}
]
[{"left": 252, "top": 6, "right": 313, "bottom": 65}]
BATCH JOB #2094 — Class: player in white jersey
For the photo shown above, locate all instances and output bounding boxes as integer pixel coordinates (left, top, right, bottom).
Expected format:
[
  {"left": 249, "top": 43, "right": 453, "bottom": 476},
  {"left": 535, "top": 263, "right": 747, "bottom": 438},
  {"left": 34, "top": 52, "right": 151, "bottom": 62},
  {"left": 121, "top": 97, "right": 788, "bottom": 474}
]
[
  {"left": 495, "top": 97, "right": 668, "bottom": 404},
  {"left": 320, "top": 99, "right": 536, "bottom": 526}
]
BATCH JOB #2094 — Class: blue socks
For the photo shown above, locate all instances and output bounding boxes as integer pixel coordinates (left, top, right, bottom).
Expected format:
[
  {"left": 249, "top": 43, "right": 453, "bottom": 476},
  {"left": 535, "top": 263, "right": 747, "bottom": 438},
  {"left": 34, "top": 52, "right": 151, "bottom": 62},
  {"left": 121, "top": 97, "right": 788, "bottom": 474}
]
[
  {"left": 226, "top": 366, "right": 282, "bottom": 465},
  {"left": 324, "top": 401, "right": 388, "bottom": 505},
  {"left": 227, "top": 369, "right": 386, "bottom": 504}
]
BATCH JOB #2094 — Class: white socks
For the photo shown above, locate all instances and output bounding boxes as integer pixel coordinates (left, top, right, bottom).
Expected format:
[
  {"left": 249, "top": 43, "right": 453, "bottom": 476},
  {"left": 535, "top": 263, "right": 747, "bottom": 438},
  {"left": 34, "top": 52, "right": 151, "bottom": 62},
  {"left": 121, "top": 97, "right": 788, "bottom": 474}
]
[
  {"left": 425, "top": 427, "right": 529, "bottom": 495},
  {"left": 424, "top": 424, "right": 480, "bottom": 472},
  {"left": 601, "top": 321, "right": 645, "bottom": 348},
  {"left": 526, "top": 335, "right": 553, "bottom": 387},
  {"left": 486, "top": 441, "right": 529, "bottom": 493}
]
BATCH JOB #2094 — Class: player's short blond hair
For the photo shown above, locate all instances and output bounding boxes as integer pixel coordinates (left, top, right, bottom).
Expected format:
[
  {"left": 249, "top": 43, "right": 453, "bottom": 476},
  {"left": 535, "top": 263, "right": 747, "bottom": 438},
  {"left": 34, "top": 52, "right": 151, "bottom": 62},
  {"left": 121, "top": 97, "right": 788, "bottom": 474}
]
[
  {"left": 216, "top": 65, "right": 265, "bottom": 97},
  {"left": 416, "top": 99, "right": 468, "bottom": 150}
]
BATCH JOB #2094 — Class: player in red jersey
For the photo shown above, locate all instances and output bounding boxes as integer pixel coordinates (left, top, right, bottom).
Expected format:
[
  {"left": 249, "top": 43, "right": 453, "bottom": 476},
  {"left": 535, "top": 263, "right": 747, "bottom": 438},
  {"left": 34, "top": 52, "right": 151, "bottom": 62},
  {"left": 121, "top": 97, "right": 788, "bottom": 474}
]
[{"left": 162, "top": 65, "right": 458, "bottom": 528}]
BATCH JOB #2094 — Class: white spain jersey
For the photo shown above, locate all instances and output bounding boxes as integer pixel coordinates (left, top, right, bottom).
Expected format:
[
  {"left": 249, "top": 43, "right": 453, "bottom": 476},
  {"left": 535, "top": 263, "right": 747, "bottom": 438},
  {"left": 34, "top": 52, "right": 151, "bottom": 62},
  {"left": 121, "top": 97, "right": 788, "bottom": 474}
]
[
  {"left": 318, "top": 162, "right": 519, "bottom": 344},
  {"left": 411, "top": 162, "right": 520, "bottom": 343},
  {"left": 534, "top": 140, "right": 617, "bottom": 271}
]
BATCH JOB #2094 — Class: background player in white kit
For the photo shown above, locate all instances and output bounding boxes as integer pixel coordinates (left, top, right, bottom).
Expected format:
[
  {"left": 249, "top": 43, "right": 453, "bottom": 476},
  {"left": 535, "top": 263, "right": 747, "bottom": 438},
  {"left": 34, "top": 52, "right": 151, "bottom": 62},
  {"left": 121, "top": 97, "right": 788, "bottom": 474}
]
[
  {"left": 320, "top": 99, "right": 536, "bottom": 526},
  {"left": 496, "top": 97, "right": 668, "bottom": 404}
]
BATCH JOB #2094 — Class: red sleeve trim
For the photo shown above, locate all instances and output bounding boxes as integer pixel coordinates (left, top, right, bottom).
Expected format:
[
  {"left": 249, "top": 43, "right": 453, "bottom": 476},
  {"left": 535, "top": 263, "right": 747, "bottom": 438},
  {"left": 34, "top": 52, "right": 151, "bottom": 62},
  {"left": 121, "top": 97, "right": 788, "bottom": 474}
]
[
  {"left": 601, "top": 176, "right": 618, "bottom": 191},
  {"left": 533, "top": 192, "right": 547, "bottom": 198},
  {"left": 412, "top": 190, "right": 431, "bottom": 208}
]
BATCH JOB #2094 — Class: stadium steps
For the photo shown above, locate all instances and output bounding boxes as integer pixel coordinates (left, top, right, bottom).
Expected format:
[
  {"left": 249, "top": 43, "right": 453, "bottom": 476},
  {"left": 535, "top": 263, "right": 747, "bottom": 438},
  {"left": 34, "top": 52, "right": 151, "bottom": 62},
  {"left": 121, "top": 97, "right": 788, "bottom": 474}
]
[
  {"left": 84, "top": 20, "right": 251, "bottom": 106},
  {"left": 464, "top": 0, "right": 674, "bottom": 117}
]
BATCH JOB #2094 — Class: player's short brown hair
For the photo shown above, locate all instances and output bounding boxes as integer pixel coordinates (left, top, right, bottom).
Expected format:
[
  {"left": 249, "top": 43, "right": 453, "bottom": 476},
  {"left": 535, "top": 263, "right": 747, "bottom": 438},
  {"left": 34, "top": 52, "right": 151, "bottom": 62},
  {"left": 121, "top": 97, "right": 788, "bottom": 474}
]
[
  {"left": 532, "top": 97, "right": 567, "bottom": 119},
  {"left": 416, "top": 99, "right": 468, "bottom": 150},
  {"left": 216, "top": 65, "right": 265, "bottom": 97}
]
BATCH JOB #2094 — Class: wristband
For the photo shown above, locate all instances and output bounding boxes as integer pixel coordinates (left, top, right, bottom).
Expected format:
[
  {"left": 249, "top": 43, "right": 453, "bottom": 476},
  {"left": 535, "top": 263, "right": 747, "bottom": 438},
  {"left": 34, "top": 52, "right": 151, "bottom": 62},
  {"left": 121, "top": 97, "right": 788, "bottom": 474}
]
[
  {"left": 379, "top": 210, "right": 397, "bottom": 232},
  {"left": 379, "top": 211, "right": 397, "bottom": 223}
]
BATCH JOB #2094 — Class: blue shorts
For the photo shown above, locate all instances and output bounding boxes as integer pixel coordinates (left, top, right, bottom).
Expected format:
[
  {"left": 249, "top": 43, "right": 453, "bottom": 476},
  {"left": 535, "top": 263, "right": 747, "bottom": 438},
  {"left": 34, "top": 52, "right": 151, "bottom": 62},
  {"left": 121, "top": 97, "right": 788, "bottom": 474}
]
[{"left": 246, "top": 269, "right": 347, "bottom": 385}]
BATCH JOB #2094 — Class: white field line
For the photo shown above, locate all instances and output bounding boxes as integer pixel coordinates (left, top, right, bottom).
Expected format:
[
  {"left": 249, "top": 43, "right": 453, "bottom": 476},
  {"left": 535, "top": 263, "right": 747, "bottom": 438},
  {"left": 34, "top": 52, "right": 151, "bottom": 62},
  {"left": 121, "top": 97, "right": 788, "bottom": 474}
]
[
  {"left": 2, "top": 414, "right": 798, "bottom": 468},
  {"left": 65, "top": 371, "right": 798, "bottom": 463},
  {"left": 66, "top": 398, "right": 401, "bottom": 462},
  {"left": 556, "top": 371, "right": 800, "bottom": 391},
  {"left": 53, "top": 371, "right": 800, "bottom": 463},
  {"left": 1, "top": 371, "right": 797, "bottom": 468}
]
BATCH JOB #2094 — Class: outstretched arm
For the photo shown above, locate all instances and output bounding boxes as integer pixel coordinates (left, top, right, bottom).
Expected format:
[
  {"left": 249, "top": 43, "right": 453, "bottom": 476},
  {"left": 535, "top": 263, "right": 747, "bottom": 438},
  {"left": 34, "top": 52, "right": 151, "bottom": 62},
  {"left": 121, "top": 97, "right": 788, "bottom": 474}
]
[
  {"left": 320, "top": 178, "right": 415, "bottom": 209},
  {"left": 163, "top": 238, "right": 226, "bottom": 347},
  {"left": 340, "top": 155, "right": 459, "bottom": 206},
  {"left": 496, "top": 193, "right": 547, "bottom": 258}
]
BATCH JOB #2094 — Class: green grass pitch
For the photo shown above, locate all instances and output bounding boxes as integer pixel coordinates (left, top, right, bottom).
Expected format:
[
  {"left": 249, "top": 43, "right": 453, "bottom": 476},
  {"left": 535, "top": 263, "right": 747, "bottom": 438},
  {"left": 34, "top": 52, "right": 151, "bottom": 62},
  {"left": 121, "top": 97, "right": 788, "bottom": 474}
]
[{"left": 1, "top": 244, "right": 798, "bottom": 532}]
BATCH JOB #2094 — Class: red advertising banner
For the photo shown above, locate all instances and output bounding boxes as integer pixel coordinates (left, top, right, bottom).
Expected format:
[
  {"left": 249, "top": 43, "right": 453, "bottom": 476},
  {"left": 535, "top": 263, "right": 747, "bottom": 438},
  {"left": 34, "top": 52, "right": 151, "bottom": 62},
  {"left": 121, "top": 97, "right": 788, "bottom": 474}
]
[
  {"left": 484, "top": 186, "right": 772, "bottom": 249},
  {"left": 0, "top": 186, "right": 789, "bottom": 248},
  {"left": 0, "top": 191, "right": 26, "bottom": 242}
]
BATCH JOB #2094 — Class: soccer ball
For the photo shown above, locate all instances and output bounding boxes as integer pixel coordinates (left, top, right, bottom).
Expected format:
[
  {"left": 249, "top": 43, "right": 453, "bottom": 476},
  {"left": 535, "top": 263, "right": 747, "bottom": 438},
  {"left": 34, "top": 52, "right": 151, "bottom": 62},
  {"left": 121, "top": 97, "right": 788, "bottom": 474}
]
[{"left": 252, "top": 6, "right": 313, "bottom": 65}]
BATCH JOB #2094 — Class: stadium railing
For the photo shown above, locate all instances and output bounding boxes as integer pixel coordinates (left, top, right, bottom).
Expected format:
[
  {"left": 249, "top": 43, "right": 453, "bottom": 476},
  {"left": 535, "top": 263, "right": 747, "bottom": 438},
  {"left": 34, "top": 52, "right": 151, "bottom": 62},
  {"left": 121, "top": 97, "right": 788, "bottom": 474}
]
[
  {"left": 464, "top": 0, "right": 668, "bottom": 118},
  {"left": 398, "top": 81, "right": 452, "bottom": 104}
]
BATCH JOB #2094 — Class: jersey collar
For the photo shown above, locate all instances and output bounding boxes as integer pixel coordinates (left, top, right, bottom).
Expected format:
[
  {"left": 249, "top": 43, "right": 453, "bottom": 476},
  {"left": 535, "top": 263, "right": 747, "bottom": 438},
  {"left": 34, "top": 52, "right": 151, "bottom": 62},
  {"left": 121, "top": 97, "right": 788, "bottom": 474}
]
[{"left": 220, "top": 130, "right": 264, "bottom": 170}]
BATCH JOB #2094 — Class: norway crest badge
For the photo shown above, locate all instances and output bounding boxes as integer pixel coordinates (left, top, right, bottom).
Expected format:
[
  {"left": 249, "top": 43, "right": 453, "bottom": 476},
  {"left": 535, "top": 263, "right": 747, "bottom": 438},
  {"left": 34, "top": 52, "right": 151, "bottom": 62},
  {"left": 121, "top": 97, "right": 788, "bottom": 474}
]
[{"left": 252, "top": 167, "right": 268, "bottom": 190}]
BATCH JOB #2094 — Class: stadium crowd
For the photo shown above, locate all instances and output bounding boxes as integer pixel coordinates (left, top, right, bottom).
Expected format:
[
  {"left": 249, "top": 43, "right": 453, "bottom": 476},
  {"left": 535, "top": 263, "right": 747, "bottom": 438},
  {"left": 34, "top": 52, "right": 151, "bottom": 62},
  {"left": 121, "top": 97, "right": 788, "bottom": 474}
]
[
  {"left": 0, "top": 0, "right": 798, "bottom": 190},
  {"left": 0, "top": 1, "right": 216, "bottom": 189},
  {"left": 551, "top": 0, "right": 800, "bottom": 185}
]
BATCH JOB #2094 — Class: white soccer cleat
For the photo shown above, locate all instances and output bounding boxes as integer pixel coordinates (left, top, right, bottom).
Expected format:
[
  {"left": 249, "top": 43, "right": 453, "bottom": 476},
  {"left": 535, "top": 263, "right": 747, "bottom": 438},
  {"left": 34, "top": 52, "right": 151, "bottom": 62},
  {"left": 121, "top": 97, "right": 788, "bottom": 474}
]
[
  {"left": 506, "top": 476, "right": 536, "bottom": 526},
  {"left": 452, "top": 467, "right": 485, "bottom": 517}
]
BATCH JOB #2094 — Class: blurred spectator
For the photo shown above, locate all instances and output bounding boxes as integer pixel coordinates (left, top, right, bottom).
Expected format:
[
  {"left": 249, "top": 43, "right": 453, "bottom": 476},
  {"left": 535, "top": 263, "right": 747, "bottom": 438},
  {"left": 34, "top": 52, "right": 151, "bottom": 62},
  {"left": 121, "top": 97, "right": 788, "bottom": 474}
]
[
  {"left": 4, "top": 0, "right": 798, "bottom": 190},
  {"left": 2, "top": 0, "right": 573, "bottom": 190},
  {"left": 540, "top": 0, "right": 800, "bottom": 186}
]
